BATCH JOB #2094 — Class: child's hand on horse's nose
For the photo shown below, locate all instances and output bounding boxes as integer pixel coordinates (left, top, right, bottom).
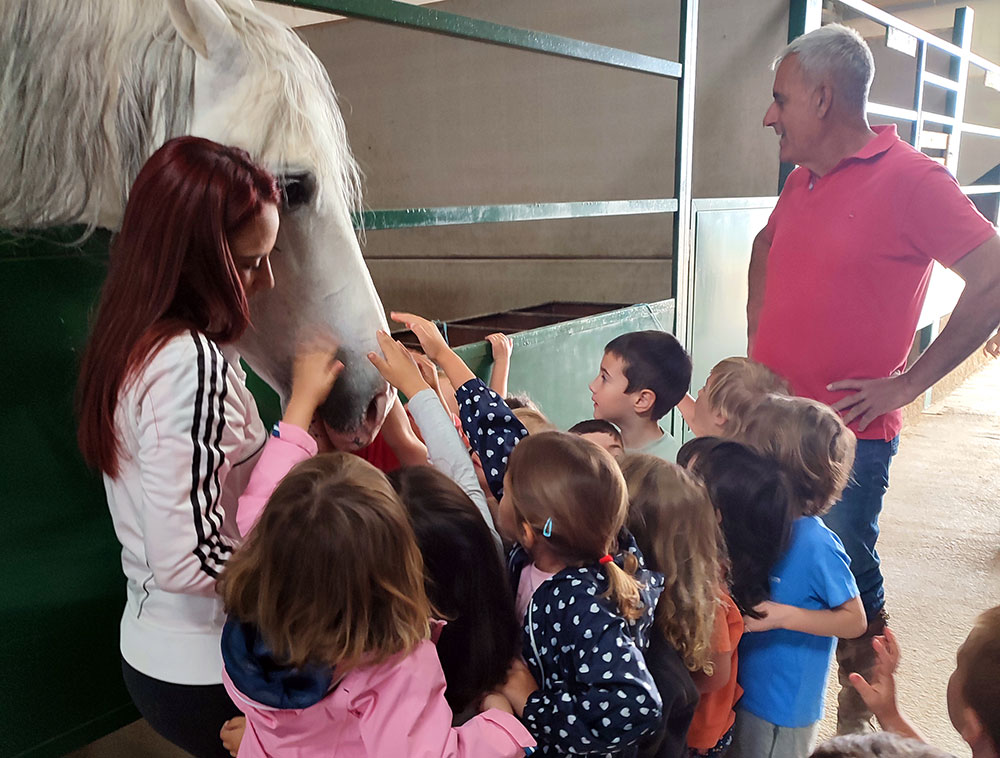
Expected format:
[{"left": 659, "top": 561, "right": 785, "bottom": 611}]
[
  {"left": 390, "top": 311, "right": 448, "bottom": 361},
  {"left": 368, "top": 330, "right": 428, "bottom": 400},
  {"left": 291, "top": 336, "right": 343, "bottom": 407}
]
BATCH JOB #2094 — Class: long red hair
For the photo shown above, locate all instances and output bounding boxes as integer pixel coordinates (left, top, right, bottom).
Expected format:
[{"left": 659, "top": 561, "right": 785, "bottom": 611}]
[{"left": 77, "top": 136, "right": 280, "bottom": 477}]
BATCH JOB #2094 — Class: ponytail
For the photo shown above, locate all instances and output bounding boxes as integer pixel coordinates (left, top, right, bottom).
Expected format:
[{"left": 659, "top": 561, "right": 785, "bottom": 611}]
[{"left": 602, "top": 552, "right": 644, "bottom": 622}]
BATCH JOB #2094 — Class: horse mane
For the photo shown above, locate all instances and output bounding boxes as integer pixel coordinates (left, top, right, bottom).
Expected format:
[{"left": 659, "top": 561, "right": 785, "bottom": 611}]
[{"left": 0, "top": 0, "right": 361, "bottom": 234}]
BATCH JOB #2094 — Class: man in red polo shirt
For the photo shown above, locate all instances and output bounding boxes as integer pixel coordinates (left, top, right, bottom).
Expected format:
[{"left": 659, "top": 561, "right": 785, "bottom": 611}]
[{"left": 747, "top": 24, "right": 1000, "bottom": 734}]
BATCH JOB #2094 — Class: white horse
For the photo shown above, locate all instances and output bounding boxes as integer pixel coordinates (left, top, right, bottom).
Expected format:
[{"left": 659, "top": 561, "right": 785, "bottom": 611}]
[{"left": 0, "top": 0, "right": 392, "bottom": 448}]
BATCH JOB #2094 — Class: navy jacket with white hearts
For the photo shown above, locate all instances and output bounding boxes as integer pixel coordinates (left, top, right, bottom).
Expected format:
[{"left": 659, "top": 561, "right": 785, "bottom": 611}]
[
  {"left": 511, "top": 538, "right": 665, "bottom": 756},
  {"left": 454, "top": 377, "right": 528, "bottom": 500}
]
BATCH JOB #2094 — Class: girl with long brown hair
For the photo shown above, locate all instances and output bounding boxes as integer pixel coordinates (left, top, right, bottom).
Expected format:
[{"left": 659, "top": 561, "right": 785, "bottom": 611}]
[
  {"left": 220, "top": 341, "right": 534, "bottom": 758},
  {"left": 619, "top": 454, "right": 722, "bottom": 758},
  {"left": 490, "top": 431, "right": 665, "bottom": 757},
  {"left": 75, "top": 136, "right": 280, "bottom": 758}
]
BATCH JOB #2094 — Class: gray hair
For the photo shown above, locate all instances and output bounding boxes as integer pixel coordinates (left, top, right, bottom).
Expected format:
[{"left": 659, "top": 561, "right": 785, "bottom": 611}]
[{"left": 773, "top": 24, "right": 875, "bottom": 111}]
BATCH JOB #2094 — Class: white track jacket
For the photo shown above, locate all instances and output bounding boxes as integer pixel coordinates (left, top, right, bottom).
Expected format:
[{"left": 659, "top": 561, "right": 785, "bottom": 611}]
[{"left": 105, "top": 331, "right": 266, "bottom": 685}]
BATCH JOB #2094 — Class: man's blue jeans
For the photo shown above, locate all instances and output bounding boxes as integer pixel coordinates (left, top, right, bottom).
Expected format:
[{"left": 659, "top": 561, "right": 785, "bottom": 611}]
[{"left": 821, "top": 436, "right": 899, "bottom": 621}]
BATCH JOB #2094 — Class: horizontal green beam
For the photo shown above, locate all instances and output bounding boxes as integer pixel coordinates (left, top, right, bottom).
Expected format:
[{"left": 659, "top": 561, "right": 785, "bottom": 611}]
[
  {"left": 354, "top": 199, "right": 679, "bottom": 230},
  {"left": 283, "top": 0, "right": 683, "bottom": 79}
]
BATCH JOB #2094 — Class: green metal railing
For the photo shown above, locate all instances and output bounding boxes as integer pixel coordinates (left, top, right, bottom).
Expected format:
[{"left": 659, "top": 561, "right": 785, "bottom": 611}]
[{"left": 280, "top": 0, "right": 696, "bottom": 317}]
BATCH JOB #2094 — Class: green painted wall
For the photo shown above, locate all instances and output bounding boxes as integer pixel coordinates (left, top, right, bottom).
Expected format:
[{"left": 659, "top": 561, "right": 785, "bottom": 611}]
[{"left": 0, "top": 231, "right": 138, "bottom": 758}]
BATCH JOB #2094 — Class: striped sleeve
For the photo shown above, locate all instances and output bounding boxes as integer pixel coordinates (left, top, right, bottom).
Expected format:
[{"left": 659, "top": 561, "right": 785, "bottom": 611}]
[{"left": 135, "top": 331, "right": 239, "bottom": 595}]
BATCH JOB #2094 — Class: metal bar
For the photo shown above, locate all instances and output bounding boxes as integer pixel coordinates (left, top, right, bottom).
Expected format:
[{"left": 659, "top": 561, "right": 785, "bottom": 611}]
[
  {"left": 923, "top": 111, "right": 956, "bottom": 127},
  {"left": 945, "top": 7, "right": 972, "bottom": 173},
  {"left": 834, "top": 0, "right": 1000, "bottom": 76},
  {"left": 961, "top": 185, "right": 1000, "bottom": 195},
  {"left": 912, "top": 40, "right": 926, "bottom": 148},
  {"left": 280, "top": 0, "right": 683, "bottom": 79},
  {"left": 674, "top": 0, "right": 698, "bottom": 340},
  {"left": 672, "top": 0, "right": 698, "bottom": 441},
  {"left": 354, "top": 199, "right": 678, "bottom": 230},
  {"left": 923, "top": 71, "right": 959, "bottom": 92},
  {"left": 963, "top": 122, "right": 1000, "bottom": 139},
  {"left": 867, "top": 101, "right": 918, "bottom": 122}
]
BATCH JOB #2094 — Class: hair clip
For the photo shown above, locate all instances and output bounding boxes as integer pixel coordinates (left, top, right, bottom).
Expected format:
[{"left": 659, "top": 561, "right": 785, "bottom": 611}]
[
  {"left": 542, "top": 518, "right": 553, "bottom": 538},
  {"left": 599, "top": 554, "right": 614, "bottom": 564}
]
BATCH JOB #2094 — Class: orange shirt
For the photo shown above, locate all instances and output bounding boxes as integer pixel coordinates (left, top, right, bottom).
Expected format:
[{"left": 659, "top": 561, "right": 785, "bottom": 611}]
[{"left": 687, "top": 591, "right": 743, "bottom": 751}]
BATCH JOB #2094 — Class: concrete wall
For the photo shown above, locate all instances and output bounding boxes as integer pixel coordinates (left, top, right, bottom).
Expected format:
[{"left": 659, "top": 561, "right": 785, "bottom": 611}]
[{"left": 297, "top": 0, "right": 788, "bottom": 320}]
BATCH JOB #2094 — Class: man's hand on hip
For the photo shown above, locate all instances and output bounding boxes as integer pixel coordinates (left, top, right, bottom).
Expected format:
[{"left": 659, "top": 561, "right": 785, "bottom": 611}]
[{"left": 827, "top": 372, "right": 918, "bottom": 432}]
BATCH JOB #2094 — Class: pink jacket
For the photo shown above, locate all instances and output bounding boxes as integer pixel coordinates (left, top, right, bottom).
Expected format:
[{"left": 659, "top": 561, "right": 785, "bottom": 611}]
[
  {"left": 227, "top": 422, "right": 535, "bottom": 757},
  {"left": 223, "top": 639, "right": 533, "bottom": 758}
]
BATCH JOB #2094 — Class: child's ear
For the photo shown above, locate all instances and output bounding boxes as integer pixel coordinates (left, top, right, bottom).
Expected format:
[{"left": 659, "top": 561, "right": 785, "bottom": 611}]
[
  {"left": 632, "top": 389, "right": 656, "bottom": 416},
  {"left": 958, "top": 705, "right": 986, "bottom": 751},
  {"left": 520, "top": 522, "right": 536, "bottom": 551}
]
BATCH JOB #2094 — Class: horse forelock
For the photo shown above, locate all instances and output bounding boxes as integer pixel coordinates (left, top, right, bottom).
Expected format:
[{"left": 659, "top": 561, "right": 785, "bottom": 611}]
[{"left": 0, "top": 0, "right": 361, "bottom": 235}]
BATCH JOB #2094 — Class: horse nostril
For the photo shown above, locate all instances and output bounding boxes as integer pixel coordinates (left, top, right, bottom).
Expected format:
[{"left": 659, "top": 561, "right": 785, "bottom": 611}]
[{"left": 365, "top": 394, "right": 383, "bottom": 428}]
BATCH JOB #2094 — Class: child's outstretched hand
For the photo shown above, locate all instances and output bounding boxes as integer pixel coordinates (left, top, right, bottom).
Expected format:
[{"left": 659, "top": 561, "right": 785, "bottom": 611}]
[
  {"left": 368, "top": 330, "right": 429, "bottom": 400},
  {"left": 497, "top": 658, "right": 538, "bottom": 718},
  {"left": 409, "top": 350, "right": 442, "bottom": 395},
  {"left": 391, "top": 312, "right": 450, "bottom": 362},
  {"left": 284, "top": 336, "right": 343, "bottom": 431},
  {"left": 487, "top": 332, "right": 513, "bottom": 363},
  {"left": 849, "top": 627, "right": 909, "bottom": 730}
]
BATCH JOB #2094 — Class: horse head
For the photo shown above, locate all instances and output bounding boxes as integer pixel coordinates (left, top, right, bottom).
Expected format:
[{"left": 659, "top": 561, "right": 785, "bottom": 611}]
[
  {"left": 0, "top": 0, "right": 392, "bottom": 447},
  {"left": 164, "top": 0, "right": 392, "bottom": 448}
]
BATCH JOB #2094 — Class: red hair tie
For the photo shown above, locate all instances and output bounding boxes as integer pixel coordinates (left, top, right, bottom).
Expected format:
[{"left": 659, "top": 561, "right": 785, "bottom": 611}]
[{"left": 599, "top": 554, "right": 614, "bottom": 565}]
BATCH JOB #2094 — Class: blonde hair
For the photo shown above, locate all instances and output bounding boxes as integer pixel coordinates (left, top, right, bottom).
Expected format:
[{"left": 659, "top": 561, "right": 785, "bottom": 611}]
[
  {"left": 506, "top": 431, "right": 643, "bottom": 621},
  {"left": 219, "top": 453, "right": 431, "bottom": 672},
  {"left": 740, "top": 395, "right": 856, "bottom": 516},
  {"left": 619, "top": 454, "right": 720, "bottom": 673},
  {"left": 706, "top": 357, "right": 790, "bottom": 437},
  {"left": 512, "top": 406, "right": 555, "bottom": 435}
]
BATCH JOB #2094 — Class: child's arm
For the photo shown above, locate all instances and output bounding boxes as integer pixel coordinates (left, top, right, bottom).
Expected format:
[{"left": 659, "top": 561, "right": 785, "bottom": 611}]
[
  {"left": 390, "top": 311, "right": 475, "bottom": 389},
  {"left": 692, "top": 594, "right": 740, "bottom": 694},
  {"left": 848, "top": 628, "right": 926, "bottom": 741},
  {"left": 486, "top": 332, "right": 513, "bottom": 398},
  {"left": 353, "top": 642, "right": 535, "bottom": 758},
  {"left": 692, "top": 650, "right": 732, "bottom": 695},
  {"left": 237, "top": 341, "right": 341, "bottom": 537},
  {"left": 744, "top": 596, "right": 867, "bottom": 639},
  {"left": 391, "top": 313, "right": 527, "bottom": 500},
  {"left": 379, "top": 397, "right": 429, "bottom": 466},
  {"left": 505, "top": 614, "right": 663, "bottom": 754},
  {"left": 368, "top": 332, "right": 503, "bottom": 551}
]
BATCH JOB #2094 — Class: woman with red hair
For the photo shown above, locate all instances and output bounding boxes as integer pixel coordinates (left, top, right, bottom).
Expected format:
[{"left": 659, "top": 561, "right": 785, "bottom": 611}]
[{"left": 76, "top": 136, "right": 281, "bottom": 758}]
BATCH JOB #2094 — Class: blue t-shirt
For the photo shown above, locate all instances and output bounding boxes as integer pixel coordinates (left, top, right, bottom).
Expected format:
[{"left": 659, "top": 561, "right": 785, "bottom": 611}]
[{"left": 736, "top": 516, "right": 859, "bottom": 728}]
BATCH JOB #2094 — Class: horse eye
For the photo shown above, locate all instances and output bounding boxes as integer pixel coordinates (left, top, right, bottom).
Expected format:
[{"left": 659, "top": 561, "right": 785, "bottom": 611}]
[{"left": 280, "top": 172, "right": 315, "bottom": 209}]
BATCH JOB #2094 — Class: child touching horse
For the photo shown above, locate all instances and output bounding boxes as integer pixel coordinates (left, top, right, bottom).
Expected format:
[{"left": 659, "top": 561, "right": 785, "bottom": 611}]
[
  {"left": 219, "top": 340, "right": 534, "bottom": 757},
  {"left": 493, "top": 431, "right": 665, "bottom": 757},
  {"left": 391, "top": 312, "right": 529, "bottom": 502},
  {"left": 619, "top": 454, "right": 719, "bottom": 758}
]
